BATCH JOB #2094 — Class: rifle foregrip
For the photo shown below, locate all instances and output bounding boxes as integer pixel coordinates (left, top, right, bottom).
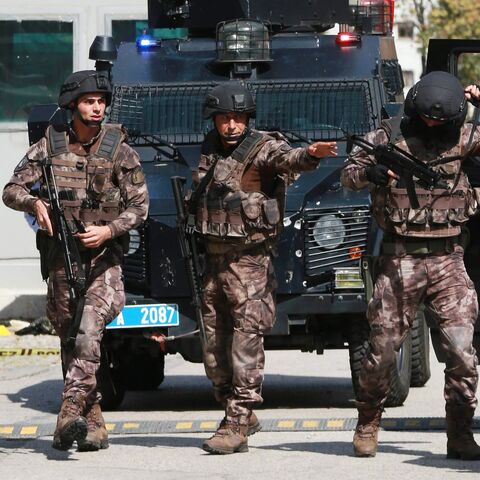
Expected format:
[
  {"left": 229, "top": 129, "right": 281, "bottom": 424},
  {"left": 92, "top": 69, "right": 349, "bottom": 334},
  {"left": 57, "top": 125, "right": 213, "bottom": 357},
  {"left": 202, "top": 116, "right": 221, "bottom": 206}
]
[{"left": 171, "top": 176, "right": 187, "bottom": 218}]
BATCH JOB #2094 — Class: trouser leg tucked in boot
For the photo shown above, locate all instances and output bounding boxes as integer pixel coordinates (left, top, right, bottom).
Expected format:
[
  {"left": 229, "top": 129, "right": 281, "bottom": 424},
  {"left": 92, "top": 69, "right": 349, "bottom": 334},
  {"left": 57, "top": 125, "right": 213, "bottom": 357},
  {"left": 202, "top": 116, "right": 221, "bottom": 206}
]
[
  {"left": 446, "top": 404, "right": 480, "bottom": 460},
  {"left": 217, "top": 411, "right": 262, "bottom": 437},
  {"left": 202, "top": 420, "right": 249, "bottom": 454},
  {"left": 353, "top": 407, "right": 382, "bottom": 457},
  {"left": 77, "top": 402, "right": 109, "bottom": 452},
  {"left": 52, "top": 393, "right": 88, "bottom": 450}
]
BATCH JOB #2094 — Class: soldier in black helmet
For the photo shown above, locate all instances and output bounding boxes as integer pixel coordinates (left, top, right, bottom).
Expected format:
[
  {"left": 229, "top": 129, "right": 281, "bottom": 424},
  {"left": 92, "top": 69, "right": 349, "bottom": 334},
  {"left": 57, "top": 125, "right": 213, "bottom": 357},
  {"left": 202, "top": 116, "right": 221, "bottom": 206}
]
[
  {"left": 2, "top": 70, "right": 149, "bottom": 451},
  {"left": 193, "top": 81, "right": 337, "bottom": 454},
  {"left": 341, "top": 71, "right": 480, "bottom": 459}
]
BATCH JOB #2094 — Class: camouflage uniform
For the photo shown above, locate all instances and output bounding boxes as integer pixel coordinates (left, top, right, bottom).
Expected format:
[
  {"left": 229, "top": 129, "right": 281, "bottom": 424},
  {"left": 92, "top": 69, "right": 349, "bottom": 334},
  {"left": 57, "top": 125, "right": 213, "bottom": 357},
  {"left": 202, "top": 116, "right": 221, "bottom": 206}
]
[
  {"left": 3, "top": 126, "right": 149, "bottom": 405},
  {"left": 341, "top": 122, "right": 480, "bottom": 457},
  {"left": 197, "top": 129, "right": 320, "bottom": 426}
]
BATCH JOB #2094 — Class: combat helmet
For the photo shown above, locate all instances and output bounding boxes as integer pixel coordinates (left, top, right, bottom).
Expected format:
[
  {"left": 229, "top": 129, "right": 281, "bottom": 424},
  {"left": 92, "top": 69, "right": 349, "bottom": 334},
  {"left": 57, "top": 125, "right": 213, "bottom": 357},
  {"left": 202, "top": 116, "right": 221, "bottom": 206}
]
[
  {"left": 58, "top": 70, "right": 112, "bottom": 109},
  {"left": 203, "top": 82, "right": 256, "bottom": 119},
  {"left": 404, "top": 71, "right": 467, "bottom": 126}
]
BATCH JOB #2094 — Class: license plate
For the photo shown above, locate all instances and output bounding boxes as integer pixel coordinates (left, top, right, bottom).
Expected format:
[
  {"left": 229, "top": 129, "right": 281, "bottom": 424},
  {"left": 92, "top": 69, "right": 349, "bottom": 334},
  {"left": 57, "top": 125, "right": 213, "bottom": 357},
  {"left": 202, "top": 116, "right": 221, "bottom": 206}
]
[{"left": 107, "top": 304, "right": 179, "bottom": 329}]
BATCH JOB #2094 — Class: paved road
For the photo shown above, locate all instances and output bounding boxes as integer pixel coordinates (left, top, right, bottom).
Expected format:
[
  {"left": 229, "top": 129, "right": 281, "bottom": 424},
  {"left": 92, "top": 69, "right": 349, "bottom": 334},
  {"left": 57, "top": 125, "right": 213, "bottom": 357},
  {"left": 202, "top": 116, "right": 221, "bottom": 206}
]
[{"left": 0, "top": 331, "right": 479, "bottom": 479}]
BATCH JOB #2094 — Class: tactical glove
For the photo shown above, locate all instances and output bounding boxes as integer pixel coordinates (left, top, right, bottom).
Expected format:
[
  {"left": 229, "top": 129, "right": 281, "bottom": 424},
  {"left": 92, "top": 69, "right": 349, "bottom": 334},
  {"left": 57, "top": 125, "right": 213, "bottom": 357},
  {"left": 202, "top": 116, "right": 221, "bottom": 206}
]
[{"left": 365, "top": 164, "right": 390, "bottom": 186}]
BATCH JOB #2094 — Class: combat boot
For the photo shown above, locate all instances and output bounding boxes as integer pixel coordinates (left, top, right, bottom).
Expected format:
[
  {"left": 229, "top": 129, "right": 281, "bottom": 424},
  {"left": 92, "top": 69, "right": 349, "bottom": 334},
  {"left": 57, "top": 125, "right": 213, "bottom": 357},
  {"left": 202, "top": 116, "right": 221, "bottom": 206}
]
[
  {"left": 217, "top": 412, "right": 262, "bottom": 437},
  {"left": 353, "top": 408, "right": 382, "bottom": 457},
  {"left": 52, "top": 394, "right": 88, "bottom": 450},
  {"left": 247, "top": 411, "right": 262, "bottom": 436},
  {"left": 77, "top": 403, "right": 109, "bottom": 452},
  {"left": 446, "top": 405, "right": 480, "bottom": 460},
  {"left": 202, "top": 421, "right": 249, "bottom": 454}
]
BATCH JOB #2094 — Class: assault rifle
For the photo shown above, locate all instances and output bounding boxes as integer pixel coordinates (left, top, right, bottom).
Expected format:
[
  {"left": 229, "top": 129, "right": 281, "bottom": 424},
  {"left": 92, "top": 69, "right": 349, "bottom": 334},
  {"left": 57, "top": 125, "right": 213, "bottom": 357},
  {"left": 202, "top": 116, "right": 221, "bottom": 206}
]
[
  {"left": 40, "top": 155, "right": 87, "bottom": 351},
  {"left": 171, "top": 176, "right": 207, "bottom": 349},
  {"left": 347, "top": 134, "right": 449, "bottom": 209}
]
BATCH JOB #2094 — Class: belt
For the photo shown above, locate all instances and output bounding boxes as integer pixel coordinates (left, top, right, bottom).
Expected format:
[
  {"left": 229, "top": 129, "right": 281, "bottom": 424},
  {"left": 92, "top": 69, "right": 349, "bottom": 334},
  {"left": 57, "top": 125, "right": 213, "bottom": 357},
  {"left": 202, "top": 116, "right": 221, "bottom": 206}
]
[
  {"left": 382, "top": 234, "right": 462, "bottom": 255},
  {"left": 205, "top": 241, "right": 269, "bottom": 256}
]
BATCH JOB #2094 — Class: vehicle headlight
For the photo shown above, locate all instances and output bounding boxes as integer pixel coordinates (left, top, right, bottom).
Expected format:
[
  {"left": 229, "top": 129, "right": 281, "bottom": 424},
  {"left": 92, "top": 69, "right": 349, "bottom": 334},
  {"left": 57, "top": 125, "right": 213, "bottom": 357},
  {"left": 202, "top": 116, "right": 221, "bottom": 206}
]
[
  {"left": 312, "top": 214, "right": 345, "bottom": 250},
  {"left": 127, "top": 229, "right": 141, "bottom": 256}
]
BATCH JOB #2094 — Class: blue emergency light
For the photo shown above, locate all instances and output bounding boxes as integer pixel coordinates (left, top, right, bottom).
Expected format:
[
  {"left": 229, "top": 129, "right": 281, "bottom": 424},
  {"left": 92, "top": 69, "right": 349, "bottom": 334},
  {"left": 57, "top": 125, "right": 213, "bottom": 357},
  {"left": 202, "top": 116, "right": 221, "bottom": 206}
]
[{"left": 136, "top": 34, "right": 160, "bottom": 49}]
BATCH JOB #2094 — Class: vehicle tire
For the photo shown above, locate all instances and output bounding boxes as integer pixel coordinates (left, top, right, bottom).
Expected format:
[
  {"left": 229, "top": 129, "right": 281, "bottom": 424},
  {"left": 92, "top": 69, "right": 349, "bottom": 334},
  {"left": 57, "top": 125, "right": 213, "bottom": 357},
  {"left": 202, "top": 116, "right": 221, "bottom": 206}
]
[
  {"left": 348, "top": 317, "right": 412, "bottom": 407},
  {"left": 122, "top": 353, "right": 165, "bottom": 391},
  {"left": 385, "top": 331, "right": 412, "bottom": 407},
  {"left": 98, "top": 349, "right": 126, "bottom": 411},
  {"left": 348, "top": 317, "right": 370, "bottom": 398},
  {"left": 410, "top": 309, "right": 431, "bottom": 387}
]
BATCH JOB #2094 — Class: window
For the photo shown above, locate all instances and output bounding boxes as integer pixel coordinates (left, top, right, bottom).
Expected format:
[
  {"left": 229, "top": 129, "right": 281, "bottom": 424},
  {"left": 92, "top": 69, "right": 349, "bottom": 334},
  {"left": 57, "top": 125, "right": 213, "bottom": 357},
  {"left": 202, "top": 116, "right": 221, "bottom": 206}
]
[
  {"left": 458, "top": 53, "right": 480, "bottom": 87},
  {"left": 111, "top": 19, "right": 187, "bottom": 47},
  {"left": 397, "top": 22, "right": 414, "bottom": 39},
  {"left": 0, "top": 20, "right": 73, "bottom": 123}
]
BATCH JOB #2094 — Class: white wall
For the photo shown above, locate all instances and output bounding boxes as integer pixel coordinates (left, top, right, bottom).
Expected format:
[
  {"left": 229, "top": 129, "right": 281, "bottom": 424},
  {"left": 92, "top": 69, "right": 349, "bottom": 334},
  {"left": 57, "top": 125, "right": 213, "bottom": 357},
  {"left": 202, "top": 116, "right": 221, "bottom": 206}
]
[
  {"left": 0, "top": 0, "right": 147, "bottom": 318},
  {"left": 393, "top": 1, "right": 425, "bottom": 93}
]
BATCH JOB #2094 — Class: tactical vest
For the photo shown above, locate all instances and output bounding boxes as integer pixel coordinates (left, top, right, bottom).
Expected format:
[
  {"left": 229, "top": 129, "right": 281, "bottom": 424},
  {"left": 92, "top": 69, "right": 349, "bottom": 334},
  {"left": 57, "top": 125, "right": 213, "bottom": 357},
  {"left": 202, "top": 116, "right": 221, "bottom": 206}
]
[
  {"left": 45, "top": 124, "right": 125, "bottom": 228},
  {"left": 194, "top": 130, "right": 285, "bottom": 244},
  {"left": 374, "top": 120, "right": 477, "bottom": 238}
]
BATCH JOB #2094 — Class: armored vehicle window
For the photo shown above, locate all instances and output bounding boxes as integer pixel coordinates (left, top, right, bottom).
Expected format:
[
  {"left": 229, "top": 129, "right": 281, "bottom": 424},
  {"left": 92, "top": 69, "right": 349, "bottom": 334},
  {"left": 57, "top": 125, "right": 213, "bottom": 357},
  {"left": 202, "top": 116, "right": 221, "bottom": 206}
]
[
  {"left": 0, "top": 20, "right": 72, "bottom": 123},
  {"left": 254, "top": 80, "right": 375, "bottom": 140},
  {"left": 110, "top": 80, "right": 375, "bottom": 144},
  {"left": 457, "top": 53, "right": 480, "bottom": 88}
]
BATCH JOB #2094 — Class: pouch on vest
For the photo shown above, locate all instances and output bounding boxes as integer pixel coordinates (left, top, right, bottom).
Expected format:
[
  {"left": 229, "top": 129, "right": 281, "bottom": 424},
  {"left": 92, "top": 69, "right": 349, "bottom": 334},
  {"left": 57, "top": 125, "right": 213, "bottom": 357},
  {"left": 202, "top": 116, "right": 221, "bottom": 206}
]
[
  {"left": 36, "top": 229, "right": 60, "bottom": 281},
  {"left": 263, "top": 198, "right": 280, "bottom": 225}
]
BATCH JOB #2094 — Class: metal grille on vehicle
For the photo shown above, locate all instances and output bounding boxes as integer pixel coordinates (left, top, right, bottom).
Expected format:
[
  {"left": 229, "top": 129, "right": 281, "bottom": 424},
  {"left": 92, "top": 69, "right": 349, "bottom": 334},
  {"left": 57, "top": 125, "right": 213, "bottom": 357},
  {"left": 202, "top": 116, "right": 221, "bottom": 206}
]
[
  {"left": 304, "top": 206, "right": 370, "bottom": 276},
  {"left": 109, "top": 80, "right": 375, "bottom": 143},
  {"left": 253, "top": 80, "right": 375, "bottom": 140},
  {"left": 123, "top": 225, "right": 149, "bottom": 293}
]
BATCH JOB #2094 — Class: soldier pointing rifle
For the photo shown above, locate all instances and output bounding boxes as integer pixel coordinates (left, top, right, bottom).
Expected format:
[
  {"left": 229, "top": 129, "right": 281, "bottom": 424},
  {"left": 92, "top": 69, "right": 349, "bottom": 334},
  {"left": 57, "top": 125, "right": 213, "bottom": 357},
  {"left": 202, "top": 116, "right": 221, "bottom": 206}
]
[
  {"left": 189, "top": 82, "right": 337, "bottom": 454},
  {"left": 341, "top": 71, "right": 480, "bottom": 459},
  {"left": 2, "top": 70, "right": 149, "bottom": 452}
]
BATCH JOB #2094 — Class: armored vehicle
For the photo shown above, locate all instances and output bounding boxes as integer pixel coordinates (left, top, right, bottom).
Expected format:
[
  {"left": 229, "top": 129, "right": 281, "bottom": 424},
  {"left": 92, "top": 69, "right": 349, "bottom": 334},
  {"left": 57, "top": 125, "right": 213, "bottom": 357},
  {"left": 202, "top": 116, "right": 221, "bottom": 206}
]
[{"left": 94, "top": 0, "right": 435, "bottom": 409}]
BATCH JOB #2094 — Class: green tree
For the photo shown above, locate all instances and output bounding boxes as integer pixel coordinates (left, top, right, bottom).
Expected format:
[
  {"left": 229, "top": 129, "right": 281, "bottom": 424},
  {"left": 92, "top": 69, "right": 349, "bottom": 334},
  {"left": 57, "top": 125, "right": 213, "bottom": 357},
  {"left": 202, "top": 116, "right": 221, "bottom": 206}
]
[{"left": 428, "top": 0, "right": 480, "bottom": 83}]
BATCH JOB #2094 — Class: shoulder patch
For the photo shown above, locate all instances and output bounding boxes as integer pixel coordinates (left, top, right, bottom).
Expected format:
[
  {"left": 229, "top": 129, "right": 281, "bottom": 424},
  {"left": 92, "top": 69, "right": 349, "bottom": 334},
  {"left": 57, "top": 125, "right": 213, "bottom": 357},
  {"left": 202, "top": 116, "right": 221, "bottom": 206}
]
[
  {"left": 131, "top": 166, "right": 145, "bottom": 184},
  {"left": 14, "top": 156, "right": 30, "bottom": 174}
]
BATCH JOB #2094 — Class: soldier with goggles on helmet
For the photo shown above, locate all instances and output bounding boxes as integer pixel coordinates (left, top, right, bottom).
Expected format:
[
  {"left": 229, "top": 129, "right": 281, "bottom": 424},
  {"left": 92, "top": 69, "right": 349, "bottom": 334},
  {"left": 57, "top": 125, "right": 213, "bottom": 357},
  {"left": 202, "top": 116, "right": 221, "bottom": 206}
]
[{"left": 342, "top": 71, "right": 480, "bottom": 460}]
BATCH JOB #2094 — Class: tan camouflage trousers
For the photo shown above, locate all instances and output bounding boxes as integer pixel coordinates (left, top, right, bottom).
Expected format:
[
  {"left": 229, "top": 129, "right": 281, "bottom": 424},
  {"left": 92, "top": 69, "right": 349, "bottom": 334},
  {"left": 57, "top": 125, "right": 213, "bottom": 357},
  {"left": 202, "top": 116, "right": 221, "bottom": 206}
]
[
  {"left": 46, "top": 247, "right": 125, "bottom": 404},
  {"left": 358, "top": 245, "right": 478, "bottom": 411},
  {"left": 202, "top": 249, "right": 276, "bottom": 425}
]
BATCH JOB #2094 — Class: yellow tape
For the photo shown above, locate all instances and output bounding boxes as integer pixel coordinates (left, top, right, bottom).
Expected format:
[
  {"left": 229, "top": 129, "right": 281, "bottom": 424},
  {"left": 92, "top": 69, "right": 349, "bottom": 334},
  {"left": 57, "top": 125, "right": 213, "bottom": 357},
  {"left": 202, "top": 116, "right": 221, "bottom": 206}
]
[
  {"left": 302, "top": 420, "right": 319, "bottom": 428},
  {"left": 105, "top": 423, "right": 116, "bottom": 431},
  {"left": 0, "top": 348, "right": 60, "bottom": 357},
  {"left": 0, "top": 426, "right": 14, "bottom": 434}
]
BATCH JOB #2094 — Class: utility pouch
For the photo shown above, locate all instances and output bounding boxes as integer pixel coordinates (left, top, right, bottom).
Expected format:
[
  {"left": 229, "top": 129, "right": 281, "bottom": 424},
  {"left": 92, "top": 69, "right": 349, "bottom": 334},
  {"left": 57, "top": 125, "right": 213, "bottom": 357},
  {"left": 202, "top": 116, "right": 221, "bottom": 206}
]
[
  {"left": 36, "top": 229, "right": 59, "bottom": 280},
  {"left": 360, "top": 254, "right": 378, "bottom": 302},
  {"left": 262, "top": 199, "right": 280, "bottom": 225}
]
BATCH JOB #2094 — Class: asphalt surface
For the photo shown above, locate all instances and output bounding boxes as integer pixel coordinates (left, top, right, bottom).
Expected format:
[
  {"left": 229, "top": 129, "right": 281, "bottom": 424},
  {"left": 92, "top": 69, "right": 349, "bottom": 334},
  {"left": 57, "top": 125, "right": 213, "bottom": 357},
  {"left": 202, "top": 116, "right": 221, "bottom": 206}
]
[{"left": 0, "top": 325, "right": 479, "bottom": 479}]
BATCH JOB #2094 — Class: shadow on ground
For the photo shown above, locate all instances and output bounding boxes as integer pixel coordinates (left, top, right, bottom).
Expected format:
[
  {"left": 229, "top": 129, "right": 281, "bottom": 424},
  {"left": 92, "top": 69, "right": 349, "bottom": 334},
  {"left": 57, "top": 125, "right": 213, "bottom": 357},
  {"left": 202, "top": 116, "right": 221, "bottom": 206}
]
[
  {"left": 257, "top": 440, "right": 480, "bottom": 473},
  {"left": 8, "top": 373, "right": 355, "bottom": 413}
]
